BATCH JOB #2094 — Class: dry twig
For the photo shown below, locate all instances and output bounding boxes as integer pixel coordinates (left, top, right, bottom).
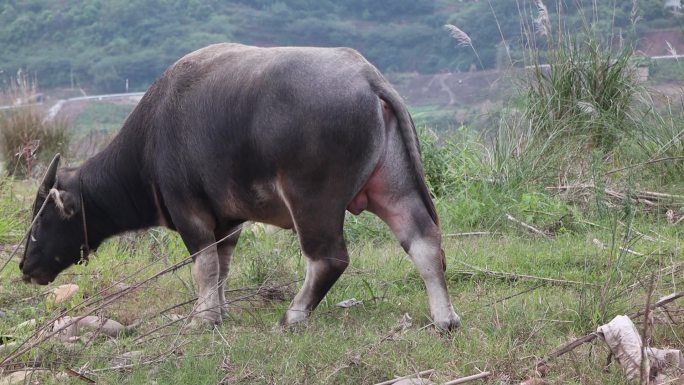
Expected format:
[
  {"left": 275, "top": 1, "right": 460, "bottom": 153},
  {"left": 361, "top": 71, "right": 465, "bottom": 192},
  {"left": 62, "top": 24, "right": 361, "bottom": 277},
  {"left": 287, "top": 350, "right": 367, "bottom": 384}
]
[
  {"left": 373, "top": 369, "right": 434, "bottom": 385},
  {"left": 443, "top": 370, "right": 492, "bottom": 384},
  {"left": 506, "top": 214, "right": 548, "bottom": 237}
]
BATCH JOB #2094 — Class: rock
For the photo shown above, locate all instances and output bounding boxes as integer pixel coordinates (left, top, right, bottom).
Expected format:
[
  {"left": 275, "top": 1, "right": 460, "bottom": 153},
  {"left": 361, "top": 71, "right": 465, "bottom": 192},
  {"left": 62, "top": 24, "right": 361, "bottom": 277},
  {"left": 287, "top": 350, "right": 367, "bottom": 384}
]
[
  {"left": 335, "top": 298, "right": 363, "bottom": 308},
  {"left": 0, "top": 371, "right": 29, "bottom": 385},
  {"left": 14, "top": 319, "right": 36, "bottom": 331},
  {"left": 53, "top": 316, "right": 126, "bottom": 339},
  {"left": 163, "top": 313, "right": 185, "bottom": 322},
  {"left": 0, "top": 342, "right": 17, "bottom": 355},
  {"left": 112, "top": 282, "right": 132, "bottom": 292},
  {"left": 48, "top": 284, "right": 79, "bottom": 305}
]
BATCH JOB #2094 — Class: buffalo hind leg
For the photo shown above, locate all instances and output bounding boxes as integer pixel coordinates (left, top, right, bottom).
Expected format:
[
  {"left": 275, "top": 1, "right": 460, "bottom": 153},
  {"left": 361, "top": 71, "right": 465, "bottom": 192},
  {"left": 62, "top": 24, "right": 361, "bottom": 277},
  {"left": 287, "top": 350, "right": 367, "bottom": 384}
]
[
  {"left": 215, "top": 226, "right": 242, "bottom": 318},
  {"left": 369, "top": 193, "right": 461, "bottom": 331},
  {"left": 281, "top": 212, "right": 349, "bottom": 326}
]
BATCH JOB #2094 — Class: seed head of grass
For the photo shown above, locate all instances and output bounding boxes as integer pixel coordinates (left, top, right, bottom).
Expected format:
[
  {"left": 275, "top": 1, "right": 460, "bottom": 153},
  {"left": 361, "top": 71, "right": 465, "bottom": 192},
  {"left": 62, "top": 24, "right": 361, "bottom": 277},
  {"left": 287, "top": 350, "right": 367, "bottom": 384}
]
[
  {"left": 444, "top": 24, "right": 473, "bottom": 48},
  {"left": 533, "top": 0, "right": 551, "bottom": 37}
]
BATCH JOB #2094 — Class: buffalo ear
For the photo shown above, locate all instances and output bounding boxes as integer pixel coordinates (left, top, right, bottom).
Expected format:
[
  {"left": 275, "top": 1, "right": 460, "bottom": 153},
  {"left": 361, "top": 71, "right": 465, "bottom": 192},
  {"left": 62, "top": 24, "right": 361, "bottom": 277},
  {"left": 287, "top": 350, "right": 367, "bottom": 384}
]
[
  {"left": 38, "top": 153, "right": 61, "bottom": 197},
  {"left": 50, "top": 189, "right": 80, "bottom": 219}
]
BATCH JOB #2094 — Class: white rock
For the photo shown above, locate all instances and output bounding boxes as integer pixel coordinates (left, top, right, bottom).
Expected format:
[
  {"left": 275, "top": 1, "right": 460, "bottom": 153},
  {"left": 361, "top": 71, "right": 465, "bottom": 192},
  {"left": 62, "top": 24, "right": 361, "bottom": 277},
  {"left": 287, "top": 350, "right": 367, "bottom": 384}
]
[
  {"left": 49, "top": 284, "right": 79, "bottom": 305},
  {"left": 336, "top": 298, "right": 363, "bottom": 308},
  {"left": 0, "top": 371, "right": 29, "bottom": 385},
  {"left": 53, "top": 316, "right": 125, "bottom": 339},
  {"left": 14, "top": 319, "right": 36, "bottom": 331}
]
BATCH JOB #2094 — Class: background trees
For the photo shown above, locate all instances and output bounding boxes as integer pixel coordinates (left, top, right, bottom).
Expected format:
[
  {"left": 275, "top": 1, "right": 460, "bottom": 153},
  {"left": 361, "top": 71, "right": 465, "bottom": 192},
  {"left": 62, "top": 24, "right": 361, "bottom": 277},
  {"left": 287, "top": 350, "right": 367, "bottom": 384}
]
[{"left": 0, "top": 0, "right": 681, "bottom": 92}]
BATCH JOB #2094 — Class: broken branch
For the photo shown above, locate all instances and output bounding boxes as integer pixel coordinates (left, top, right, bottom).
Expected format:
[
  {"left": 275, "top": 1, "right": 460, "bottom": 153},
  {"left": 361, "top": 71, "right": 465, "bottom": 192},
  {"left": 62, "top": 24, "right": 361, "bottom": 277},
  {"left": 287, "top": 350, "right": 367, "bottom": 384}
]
[
  {"left": 373, "top": 369, "right": 434, "bottom": 385},
  {"left": 506, "top": 214, "right": 548, "bottom": 237},
  {"left": 443, "top": 371, "right": 492, "bottom": 384}
]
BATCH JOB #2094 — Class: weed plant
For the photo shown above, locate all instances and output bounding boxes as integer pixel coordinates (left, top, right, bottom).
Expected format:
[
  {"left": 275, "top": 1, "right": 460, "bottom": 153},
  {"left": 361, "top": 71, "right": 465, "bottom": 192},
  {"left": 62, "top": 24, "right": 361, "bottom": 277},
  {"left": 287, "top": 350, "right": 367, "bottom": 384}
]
[
  {"left": 0, "top": 76, "right": 70, "bottom": 178},
  {"left": 0, "top": 108, "right": 70, "bottom": 178}
]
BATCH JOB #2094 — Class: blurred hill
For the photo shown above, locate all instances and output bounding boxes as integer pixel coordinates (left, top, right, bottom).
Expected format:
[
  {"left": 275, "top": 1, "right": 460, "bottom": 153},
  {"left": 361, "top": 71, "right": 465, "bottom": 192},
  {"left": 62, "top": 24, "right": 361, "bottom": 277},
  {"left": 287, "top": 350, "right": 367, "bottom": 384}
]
[{"left": 0, "top": 0, "right": 682, "bottom": 93}]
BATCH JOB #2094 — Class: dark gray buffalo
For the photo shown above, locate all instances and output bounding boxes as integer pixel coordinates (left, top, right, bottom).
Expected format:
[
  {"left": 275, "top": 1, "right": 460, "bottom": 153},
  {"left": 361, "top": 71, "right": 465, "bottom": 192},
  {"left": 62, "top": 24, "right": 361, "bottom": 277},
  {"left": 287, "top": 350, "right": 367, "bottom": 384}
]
[{"left": 20, "top": 44, "right": 460, "bottom": 330}]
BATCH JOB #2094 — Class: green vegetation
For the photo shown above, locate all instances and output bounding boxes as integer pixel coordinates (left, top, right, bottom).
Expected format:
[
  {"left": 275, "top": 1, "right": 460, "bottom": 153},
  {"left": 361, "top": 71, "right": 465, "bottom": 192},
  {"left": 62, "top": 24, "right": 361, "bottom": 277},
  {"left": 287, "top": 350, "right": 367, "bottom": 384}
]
[
  {"left": 0, "top": 2, "right": 683, "bottom": 384},
  {"left": 0, "top": 1, "right": 682, "bottom": 92},
  {"left": 0, "top": 108, "right": 70, "bottom": 178}
]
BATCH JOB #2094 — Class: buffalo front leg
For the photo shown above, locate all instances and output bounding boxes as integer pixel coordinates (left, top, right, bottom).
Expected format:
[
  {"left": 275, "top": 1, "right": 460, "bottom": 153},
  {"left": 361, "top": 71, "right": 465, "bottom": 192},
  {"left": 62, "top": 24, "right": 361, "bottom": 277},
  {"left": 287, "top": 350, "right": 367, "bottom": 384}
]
[
  {"left": 191, "top": 245, "right": 222, "bottom": 325},
  {"left": 172, "top": 212, "right": 223, "bottom": 326},
  {"left": 215, "top": 226, "right": 242, "bottom": 318}
]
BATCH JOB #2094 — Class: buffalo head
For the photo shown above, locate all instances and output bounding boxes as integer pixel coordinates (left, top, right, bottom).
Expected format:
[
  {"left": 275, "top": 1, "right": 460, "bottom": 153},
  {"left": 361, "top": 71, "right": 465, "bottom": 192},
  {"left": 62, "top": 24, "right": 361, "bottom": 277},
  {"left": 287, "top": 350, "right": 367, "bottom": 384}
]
[{"left": 20, "top": 155, "right": 86, "bottom": 285}]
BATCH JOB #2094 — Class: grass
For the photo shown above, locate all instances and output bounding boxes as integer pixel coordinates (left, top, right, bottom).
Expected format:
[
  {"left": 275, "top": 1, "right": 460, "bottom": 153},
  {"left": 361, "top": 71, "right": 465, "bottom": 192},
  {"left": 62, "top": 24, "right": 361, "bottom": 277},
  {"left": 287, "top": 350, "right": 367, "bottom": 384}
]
[
  {"left": 0, "top": 177, "right": 681, "bottom": 384},
  {"left": 0, "top": 108, "right": 70, "bottom": 178}
]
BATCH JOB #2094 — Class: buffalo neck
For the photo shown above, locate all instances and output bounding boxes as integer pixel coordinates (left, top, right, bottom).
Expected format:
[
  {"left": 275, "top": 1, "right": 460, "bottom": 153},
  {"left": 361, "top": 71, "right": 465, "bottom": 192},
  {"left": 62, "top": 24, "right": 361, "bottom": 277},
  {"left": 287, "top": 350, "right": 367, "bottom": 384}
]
[{"left": 78, "top": 126, "right": 159, "bottom": 250}]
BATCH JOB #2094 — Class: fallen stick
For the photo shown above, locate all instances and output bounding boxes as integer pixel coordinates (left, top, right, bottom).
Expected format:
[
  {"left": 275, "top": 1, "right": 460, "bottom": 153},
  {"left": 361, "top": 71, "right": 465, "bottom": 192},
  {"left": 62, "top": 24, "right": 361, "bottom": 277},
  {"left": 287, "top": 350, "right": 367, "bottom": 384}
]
[
  {"left": 604, "top": 156, "right": 684, "bottom": 175},
  {"left": 534, "top": 289, "right": 684, "bottom": 370},
  {"left": 591, "top": 239, "right": 645, "bottom": 257},
  {"left": 636, "top": 190, "right": 684, "bottom": 200},
  {"left": 545, "top": 184, "right": 593, "bottom": 191},
  {"left": 444, "top": 232, "right": 494, "bottom": 237},
  {"left": 373, "top": 369, "right": 434, "bottom": 385},
  {"left": 63, "top": 368, "right": 96, "bottom": 384},
  {"left": 454, "top": 261, "right": 593, "bottom": 287},
  {"left": 506, "top": 214, "right": 548, "bottom": 237},
  {"left": 443, "top": 371, "right": 491, "bottom": 384}
]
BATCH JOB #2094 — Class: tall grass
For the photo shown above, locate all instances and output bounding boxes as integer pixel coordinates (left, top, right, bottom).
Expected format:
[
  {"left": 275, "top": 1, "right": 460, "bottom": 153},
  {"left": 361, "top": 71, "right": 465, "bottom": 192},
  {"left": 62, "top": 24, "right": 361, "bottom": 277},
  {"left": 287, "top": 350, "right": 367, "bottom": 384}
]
[
  {"left": 0, "top": 75, "right": 70, "bottom": 178},
  {"left": 0, "top": 108, "right": 70, "bottom": 178},
  {"left": 634, "top": 101, "right": 684, "bottom": 183}
]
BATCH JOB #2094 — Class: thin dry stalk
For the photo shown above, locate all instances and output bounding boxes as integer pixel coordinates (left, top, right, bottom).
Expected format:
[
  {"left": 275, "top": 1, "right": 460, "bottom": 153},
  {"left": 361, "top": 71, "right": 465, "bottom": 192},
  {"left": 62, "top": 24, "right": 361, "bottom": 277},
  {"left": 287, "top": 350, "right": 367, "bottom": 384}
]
[
  {"left": 640, "top": 272, "right": 656, "bottom": 385},
  {"left": 443, "top": 371, "right": 492, "bottom": 384},
  {"left": 373, "top": 369, "right": 434, "bottom": 385},
  {"left": 604, "top": 156, "right": 684, "bottom": 175},
  {"left": 63, "top": 368, "right": 96, "bottom": 384},
  {"left": 506, "top": 214, "right": 549, "bottom": 237},
  {"left": 454, "top": 261, "right": 592, "bottom": 287},
  {"left": 592, "top": 238, "right": 645, "bottom": 257},
  {"left": 444, "top": 232, "right": 494, "bottom": 237}
]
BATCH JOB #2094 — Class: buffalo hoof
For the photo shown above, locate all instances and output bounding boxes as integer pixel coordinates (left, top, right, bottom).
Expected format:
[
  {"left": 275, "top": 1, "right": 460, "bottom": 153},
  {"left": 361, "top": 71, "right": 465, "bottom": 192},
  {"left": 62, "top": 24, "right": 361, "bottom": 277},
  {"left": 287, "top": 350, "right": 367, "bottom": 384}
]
[
  {"left": 189, "top": 313, "right": 222, "bottom": 329},
  {"left": 434, "top": 313, "right": 461, "bottom": 333},
  {"left": 279, "top": 309, "right": 310, "bottom": 330}
]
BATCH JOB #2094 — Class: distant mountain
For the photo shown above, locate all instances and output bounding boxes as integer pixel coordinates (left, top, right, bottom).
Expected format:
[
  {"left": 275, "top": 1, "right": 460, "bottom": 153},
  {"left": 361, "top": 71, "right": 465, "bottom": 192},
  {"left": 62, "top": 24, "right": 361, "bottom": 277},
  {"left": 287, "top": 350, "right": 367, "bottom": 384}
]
[{"left": 0, "top": 0, "right": 681, "bottom": 92}]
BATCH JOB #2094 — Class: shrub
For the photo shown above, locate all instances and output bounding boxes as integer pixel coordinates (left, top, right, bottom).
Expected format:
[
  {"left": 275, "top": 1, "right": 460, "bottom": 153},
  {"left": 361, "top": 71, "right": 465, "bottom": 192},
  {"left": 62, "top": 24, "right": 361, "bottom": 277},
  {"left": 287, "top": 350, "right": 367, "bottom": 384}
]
[{"left": 0, "top": 108, "right": 70, "bottom": 178}]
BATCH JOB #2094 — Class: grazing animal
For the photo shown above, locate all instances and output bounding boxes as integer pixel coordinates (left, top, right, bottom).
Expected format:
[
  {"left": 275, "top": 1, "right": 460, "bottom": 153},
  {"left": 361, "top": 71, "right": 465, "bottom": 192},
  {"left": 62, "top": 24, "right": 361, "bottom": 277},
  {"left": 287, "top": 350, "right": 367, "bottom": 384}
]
[{"left": 20, "top": 44, "right": 461, "bottom": 330}]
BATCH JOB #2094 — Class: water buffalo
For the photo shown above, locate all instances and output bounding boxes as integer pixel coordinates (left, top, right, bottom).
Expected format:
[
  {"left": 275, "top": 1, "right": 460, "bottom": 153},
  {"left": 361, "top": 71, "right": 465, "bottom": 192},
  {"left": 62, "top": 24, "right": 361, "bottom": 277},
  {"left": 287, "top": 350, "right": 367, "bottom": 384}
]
[{"left": 20, "top": 43, "right": 460, "bottom": 330}]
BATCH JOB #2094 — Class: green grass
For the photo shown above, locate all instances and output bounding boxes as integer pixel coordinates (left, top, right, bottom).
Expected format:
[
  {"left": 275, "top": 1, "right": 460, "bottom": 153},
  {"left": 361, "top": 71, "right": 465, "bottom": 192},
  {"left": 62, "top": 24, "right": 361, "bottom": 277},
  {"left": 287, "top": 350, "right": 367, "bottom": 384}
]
[{"left": 0, "top": 181, "right": 681, "bottom": 384}]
